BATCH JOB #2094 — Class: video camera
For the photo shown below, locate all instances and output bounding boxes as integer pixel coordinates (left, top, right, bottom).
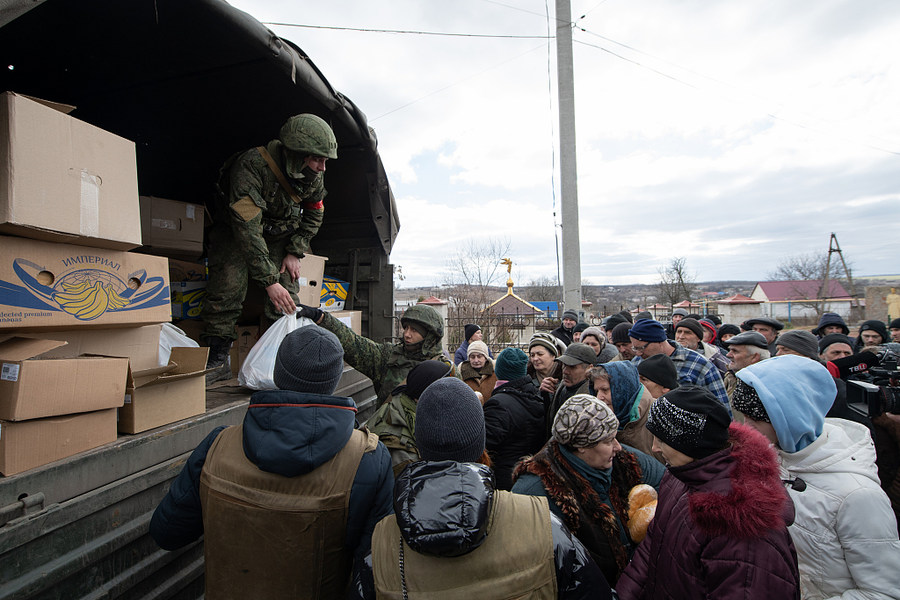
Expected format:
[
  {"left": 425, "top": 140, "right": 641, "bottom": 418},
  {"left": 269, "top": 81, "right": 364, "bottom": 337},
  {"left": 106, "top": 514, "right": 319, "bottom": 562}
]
[{"left": 847, "top": 356, "right": 900, "bottom": 418}]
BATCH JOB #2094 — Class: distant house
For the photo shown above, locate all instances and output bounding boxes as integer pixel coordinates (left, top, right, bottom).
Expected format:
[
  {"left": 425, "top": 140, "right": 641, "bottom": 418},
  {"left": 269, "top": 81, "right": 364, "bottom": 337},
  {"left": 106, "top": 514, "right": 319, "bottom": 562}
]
[
  {"left": 713, "top": 294, "right": 764, "bottom": 325},
  {"left": 750, "top": 280, "right": 852, "bottom": 321},
  {"left": 483, "top": 284, "right": 544, "bottom": 349}
]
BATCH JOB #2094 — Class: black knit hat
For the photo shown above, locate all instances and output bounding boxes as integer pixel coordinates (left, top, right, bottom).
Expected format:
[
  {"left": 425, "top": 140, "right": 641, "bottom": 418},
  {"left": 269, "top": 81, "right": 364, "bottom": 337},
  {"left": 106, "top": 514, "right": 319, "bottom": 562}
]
[
  {"left": 818, "top": 333, "right": 854, "bottom": 355},
  {"left": 416, "top": 378, "right": 485, "bottom": 462},
  {"left": 675, "top": 318, "right": 704, "bottom": 341},
  {"left": 646, "top": 385, "right": 731, "bottom": 459},
  {"left": 273, "top": 327, "right": 344, "bottom": 395},
  {"left": 637, "top": 354, "right": 679, "bottom": 390},
  {"left": 573, "top": 322, "right": 590, "bottom": 334},
  {"left": 405, "top": 360, "right": 453, "bottom": 400},
  {"left": 610, "top": 322, "right": 632, "bottom": 345},
  {"left": 891, "top": 318, "right": 900, "bottom": 330},
  {"left": 495, "top": 347, "right": 528, "bottom": 380},
  {"left": 718, "top": 324, "right": 741, "bottom": 339},
  {"left": 464, "top": 323, "right": 481, "bottom": 342}
]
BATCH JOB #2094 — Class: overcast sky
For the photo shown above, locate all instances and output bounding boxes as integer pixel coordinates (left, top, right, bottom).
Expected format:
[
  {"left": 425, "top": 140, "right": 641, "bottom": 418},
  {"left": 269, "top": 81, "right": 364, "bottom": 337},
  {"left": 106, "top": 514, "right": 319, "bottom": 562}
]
[{"left": 232, "top": 0, "right": 900, "bottom": 288}]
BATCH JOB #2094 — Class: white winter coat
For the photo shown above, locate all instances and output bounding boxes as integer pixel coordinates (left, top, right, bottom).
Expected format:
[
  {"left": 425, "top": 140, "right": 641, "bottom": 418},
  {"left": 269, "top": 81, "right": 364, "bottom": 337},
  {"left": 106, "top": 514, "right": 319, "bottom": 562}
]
[{"left": 780, "top": 419, "right": 900, "bottom": 600}]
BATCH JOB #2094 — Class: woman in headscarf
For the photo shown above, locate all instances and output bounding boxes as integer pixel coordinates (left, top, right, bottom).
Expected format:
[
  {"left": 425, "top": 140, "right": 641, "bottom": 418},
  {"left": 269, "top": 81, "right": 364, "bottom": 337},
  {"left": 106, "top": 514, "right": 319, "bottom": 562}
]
[
  {"left": 527, "top": 332, "right": 565, "bottom": 408},
  {"left": 580, "top": 326, "right": 619, "bottom": 365},
  {"left": 512, "top": 394, "right": 664, "bottom": 585},
  {"left": 457, "top": 340, "right": 497, "bottom": 403},
  {"left": 590, "top": 362, "right": 657, "bottom": 458}
]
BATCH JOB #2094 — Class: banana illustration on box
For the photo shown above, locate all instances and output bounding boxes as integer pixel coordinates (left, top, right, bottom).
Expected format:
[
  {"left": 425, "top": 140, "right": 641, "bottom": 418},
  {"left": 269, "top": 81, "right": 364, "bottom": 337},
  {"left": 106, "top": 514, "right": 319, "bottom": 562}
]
[{"left": 3, "top": 258, "right": 168, "bottom": 321}]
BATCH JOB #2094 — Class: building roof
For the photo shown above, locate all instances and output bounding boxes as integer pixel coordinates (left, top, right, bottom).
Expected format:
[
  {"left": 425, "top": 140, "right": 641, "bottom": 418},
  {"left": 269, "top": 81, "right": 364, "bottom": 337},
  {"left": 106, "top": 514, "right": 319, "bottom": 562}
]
[
  {"left": 673, "top": 300, "right": 701, "bottom": 308},
  {"left": 753, "top": 280, "right": 851, "bottom": 302},
  {"left": 418, "top": 296, "right": 447, "bottom": 305},
  {"left": 484, "top": 293, "right": 543, "bottom": 316},
  {"left": 714, "top": 294, "right": 763, "bottom": 305}
]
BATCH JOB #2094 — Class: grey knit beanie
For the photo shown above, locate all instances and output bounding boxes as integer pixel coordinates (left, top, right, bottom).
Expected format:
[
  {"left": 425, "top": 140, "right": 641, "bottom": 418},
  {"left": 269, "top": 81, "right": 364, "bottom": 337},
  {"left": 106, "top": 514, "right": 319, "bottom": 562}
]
[
  {"left": 415, "top": 378, "right": 485, "bottom": 462},
  {"left": 776, "top": 330, "right": 820, "bottom": 360},
  {"left": 273, "top": 326, "right": 344, "bottom": 395}
]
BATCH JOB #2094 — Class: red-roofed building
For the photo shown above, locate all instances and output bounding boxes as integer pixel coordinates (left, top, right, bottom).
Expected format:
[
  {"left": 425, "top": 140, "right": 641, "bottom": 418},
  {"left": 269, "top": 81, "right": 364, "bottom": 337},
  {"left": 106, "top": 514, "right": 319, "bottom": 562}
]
[
  {"left": 712, "top": 294, "right": 764, "bottom": 324},
  {"left": 750, "top": 280, "right": 853, "bottom": 321}
]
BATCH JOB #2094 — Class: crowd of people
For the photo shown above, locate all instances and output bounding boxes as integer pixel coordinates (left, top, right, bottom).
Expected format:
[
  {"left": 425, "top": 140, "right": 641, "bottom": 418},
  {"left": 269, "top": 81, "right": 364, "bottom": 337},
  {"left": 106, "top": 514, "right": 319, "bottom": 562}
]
[{"left": 152, "top": 302, "right": 900, "bottom": 598}]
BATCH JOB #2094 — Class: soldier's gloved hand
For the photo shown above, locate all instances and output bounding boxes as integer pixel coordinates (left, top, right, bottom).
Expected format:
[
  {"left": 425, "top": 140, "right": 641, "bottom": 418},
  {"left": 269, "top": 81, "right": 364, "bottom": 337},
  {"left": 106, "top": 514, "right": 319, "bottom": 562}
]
[{"left": 296, "top": 303, "right": 324, "bottom": 323}]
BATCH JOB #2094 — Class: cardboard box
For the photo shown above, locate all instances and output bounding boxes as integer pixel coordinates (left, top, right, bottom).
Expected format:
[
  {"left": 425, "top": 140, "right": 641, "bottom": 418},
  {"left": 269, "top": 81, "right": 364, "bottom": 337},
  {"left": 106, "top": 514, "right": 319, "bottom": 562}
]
[
  {"left": 230, "top": 325, "right": 260, "bottom": 377},
  {"left": 0, "top": 408, "right": 118, "bottom": 476},
  {"left": 171, "top": 281, "right": 206, "bottom": 320},
  {"left": 139, "top": 196, "right": 205, "bottom": 259},
  {"left": 0, "top": 92, "right": 141, "bottom": 250},
  {"left": 0, "top": 235, "right": 171, "bottom": 330},
  {"left": 297, "top": 254, "right": 327, "bottom": 307},
  {"left": 16, "top": 324, "right": 162, "bottom": 371},
  {"left": 0, "top": 337, "right": 128, "bottom": 420},
  {"left": 329, "top": 310, "right": 362, "bottom": 335},
  {"left": 168, "top": 258, "right": 207, "bottom": 283},
  {"left": 119, "top": 346, "right": 208, "bottom": 434},
  {"left": 320, "top": 276, "right": 349, "bottom": 311}
]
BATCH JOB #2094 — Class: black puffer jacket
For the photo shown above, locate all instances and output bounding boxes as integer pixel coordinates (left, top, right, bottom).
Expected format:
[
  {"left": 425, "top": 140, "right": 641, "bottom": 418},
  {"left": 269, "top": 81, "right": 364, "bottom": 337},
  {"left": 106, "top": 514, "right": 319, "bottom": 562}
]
[
  {"left": 349, "top": 461, "right": 611, "bottom": 600},
  {"left": 484, "top": 376, "right": 548, "bottom": 490}
]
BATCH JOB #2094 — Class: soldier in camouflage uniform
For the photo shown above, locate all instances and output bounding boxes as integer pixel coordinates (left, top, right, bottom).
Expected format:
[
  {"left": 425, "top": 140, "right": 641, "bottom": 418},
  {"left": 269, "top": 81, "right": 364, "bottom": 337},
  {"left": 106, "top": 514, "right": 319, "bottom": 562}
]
[
  {"left": 202, "top": 114, "right": 338, "bottom": 383},
  {"left": 297, "top": 303, "right": 451, "bottom": 403}
]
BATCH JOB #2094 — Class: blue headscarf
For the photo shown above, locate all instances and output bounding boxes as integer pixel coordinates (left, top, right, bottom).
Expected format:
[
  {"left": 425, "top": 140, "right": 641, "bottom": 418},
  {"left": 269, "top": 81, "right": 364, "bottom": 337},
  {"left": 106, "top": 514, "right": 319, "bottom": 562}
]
[{"left": 602, "top": 361, "right": 641, "bottom": 427}]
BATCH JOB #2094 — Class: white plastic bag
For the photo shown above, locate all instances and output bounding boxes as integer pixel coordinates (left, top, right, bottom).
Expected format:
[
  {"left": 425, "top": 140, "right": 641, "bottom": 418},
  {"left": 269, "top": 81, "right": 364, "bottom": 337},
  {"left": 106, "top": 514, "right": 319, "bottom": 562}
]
[
  {"left": 159, "top": 322, "right": 200, "bottom": 366},
  {"left": 238, "top": 312, "right": 314, "bottom": 390}
]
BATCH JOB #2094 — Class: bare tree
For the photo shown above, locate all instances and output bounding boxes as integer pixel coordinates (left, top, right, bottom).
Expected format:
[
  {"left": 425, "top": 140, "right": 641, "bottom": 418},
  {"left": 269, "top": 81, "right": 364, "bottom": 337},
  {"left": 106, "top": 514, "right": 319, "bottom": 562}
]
[
  {"left": 768, "top": 252, "right": 854, "bottom": 318},
  {"left": 656, "top": 257, "right": 697, "bottom": 306},
  {"left": 521, "top": 275, "right": 562, "bottom": 303},
  {"left": 442, "top": 238, "right": 512, "bottom": 310}
]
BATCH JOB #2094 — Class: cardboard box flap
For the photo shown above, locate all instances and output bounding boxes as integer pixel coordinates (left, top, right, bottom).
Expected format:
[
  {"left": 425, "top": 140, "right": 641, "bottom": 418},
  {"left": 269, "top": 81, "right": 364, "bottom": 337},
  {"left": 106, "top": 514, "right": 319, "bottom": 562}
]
[
  {"left": 129, "top": 347, "right": 209, "bottom": 390},
  {"left": 18, "top": 92, "right": 76, "bottom": 115},
  {"left": 0, "top": 337, "right": 68, "bottom": 361}
]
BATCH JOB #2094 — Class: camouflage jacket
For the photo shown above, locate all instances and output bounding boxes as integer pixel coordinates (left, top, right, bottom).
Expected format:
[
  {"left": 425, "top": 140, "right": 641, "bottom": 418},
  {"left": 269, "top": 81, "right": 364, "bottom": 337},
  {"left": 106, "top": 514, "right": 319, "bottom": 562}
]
[
  {"left": 219, "top": 140, "right": 326, "bottom": 287},
  {"left": 319, "top": 305, "right": 449, "bottom": 402},
  {"left": 365, "top": 390, "right": 419, "bottom": 477}
]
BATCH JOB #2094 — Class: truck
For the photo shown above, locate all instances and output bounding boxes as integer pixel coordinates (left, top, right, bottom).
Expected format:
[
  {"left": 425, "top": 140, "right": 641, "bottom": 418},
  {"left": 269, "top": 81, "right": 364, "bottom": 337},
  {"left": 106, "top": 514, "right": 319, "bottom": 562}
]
[{"left": 0, "top": 1, "right": 398, "bottom": 596}]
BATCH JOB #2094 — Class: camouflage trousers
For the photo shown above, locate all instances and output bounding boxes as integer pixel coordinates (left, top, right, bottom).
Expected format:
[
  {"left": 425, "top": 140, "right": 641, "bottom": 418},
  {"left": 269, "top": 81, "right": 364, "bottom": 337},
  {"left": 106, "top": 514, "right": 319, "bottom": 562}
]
[{"left": 201, "top": 225, "right": 299, "bottom": 341}]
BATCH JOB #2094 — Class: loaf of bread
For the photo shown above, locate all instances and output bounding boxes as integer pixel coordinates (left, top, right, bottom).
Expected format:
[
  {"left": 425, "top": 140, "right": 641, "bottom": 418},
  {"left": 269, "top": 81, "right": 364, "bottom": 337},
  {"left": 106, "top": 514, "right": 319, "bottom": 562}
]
[{"left": 627, "top": 484, "right": 658, "bottom": 542}]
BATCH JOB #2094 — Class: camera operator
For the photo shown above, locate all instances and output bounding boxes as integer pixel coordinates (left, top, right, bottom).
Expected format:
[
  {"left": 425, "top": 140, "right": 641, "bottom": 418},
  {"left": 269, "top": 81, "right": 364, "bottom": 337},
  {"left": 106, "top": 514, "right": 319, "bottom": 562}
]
[{"left": 826, "top": 349, "right": 900, "bottom": 534}]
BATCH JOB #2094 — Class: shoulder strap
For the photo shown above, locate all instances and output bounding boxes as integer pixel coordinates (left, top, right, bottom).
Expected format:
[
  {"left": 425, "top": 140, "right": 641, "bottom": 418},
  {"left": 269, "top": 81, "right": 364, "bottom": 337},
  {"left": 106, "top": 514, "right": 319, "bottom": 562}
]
[{"left": 256, "top": 146, "right": 304, "bottom": 205}]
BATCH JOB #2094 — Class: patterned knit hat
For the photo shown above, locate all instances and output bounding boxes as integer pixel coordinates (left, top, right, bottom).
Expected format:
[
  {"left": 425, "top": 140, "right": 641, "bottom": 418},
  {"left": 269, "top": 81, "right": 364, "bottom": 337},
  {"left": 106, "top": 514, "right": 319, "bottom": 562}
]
[
  {"left": 494, "top": 347, "right": 528, "bottom": 380},
  {"left": 646, "top": 385, "right": 731, "bottom": 459},
  {"left": 730, "top": 379, "right": 770, "bottom": 423},
  {"left": 529, "top": 332, "right": 561, "bottom": 357},
  {"left": 416, "top": 378, "right": 485, "bottom": 462},
  {"left": 273, "top": 326, "right": 344, "bottom": 395},
  {"left": 552, "top": 394, "right": 619, "bottom": 448}
]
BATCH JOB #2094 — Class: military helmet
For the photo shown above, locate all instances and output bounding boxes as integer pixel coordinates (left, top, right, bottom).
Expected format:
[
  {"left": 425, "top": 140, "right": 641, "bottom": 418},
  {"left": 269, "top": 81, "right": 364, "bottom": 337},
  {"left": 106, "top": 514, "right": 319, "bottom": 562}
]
[{"left": 279, "top": 114, "right": 338, "bottom": 159}]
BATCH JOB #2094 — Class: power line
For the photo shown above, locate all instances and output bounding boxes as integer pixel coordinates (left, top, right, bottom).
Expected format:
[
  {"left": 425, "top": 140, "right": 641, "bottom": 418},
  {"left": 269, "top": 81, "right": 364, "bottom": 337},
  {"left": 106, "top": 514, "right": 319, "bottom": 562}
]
[{"left": 263, "top": 21, "right": 550, "bottom": 39}]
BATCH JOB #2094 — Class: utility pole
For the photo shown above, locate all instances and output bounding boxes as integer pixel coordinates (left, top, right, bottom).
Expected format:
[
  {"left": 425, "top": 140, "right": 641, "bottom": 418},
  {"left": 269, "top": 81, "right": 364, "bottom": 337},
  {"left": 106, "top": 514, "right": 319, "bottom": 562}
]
[{"left": 555, "top": 0, "right": 583, "bottom": 317}]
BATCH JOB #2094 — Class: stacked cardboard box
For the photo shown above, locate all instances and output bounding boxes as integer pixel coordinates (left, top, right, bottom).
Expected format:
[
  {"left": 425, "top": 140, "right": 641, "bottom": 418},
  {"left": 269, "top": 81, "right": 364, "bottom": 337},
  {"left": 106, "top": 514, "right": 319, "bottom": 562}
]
[{"left": 0, "top": 92, "right": 208, "bottom": 474}]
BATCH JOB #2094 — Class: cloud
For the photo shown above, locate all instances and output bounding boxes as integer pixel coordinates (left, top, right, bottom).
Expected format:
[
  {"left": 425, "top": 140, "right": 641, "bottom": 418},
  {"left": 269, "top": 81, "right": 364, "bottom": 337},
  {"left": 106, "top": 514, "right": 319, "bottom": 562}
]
[{"left": 233, "top": 0, "right": 900, "bottom": 289}]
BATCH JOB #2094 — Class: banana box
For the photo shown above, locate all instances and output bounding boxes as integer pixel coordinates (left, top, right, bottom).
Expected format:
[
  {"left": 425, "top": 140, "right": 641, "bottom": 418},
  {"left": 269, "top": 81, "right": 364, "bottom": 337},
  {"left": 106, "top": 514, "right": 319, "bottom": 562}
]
[
  {"left": 320, "top": 276, "right": 349, "bottom": 311},
  {"left": 0, "top": 235, "right": 171, "bottom": 330}
]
